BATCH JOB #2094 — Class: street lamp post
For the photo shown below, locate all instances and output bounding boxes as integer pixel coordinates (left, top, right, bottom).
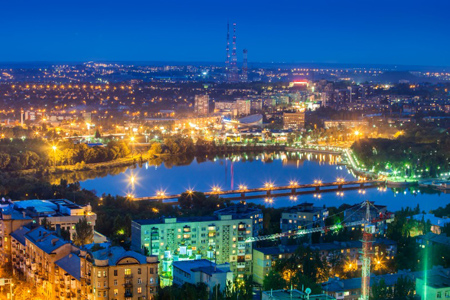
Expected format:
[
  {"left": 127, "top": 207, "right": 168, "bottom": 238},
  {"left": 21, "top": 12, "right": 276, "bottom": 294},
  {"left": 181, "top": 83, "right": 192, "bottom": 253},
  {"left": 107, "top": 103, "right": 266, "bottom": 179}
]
[{"left": 52, "top": 145, "right": 57, "bottom": 171}]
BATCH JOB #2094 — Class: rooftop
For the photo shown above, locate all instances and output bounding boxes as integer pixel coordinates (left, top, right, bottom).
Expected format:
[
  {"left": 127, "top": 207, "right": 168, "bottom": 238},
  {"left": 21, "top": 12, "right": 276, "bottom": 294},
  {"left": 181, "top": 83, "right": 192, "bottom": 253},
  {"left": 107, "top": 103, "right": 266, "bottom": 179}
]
[
  {"left": 412, "top": 213, "right": 450, "bottom": 227},
  {"left": 283, "top": 202, "right": 326, "bottom": 214},
  {"left": 417, "top": 232, "right": 450, "bottom": 247},
  {"left": 173, "top": 259, "right": 230, "bottom": 276},
  {"left": 323, "top": 266, "right": 450, "bottom": 292},
  {"left": 24, "top": 226, "right": 69, "bottom": 254},
  {"left": 262, "top": 289, "right": 335, "bottom": 300},
  {"left": 255, "top": 239, "right": 396, "bottom": 256},
  {"left": 55, "top": 254, "right": 81, "bottom": 280},
  {"left": 89, "top": 245, "right": 150, "bottom": 266}
]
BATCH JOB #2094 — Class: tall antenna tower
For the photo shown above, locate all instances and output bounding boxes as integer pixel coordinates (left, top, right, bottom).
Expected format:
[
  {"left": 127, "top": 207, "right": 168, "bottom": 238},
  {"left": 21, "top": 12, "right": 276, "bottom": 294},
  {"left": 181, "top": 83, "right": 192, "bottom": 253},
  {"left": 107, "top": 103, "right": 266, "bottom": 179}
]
[
  {"left": 225, "top": 22, "right": 230, "bottom": 72},
  {"left": 242, "top": 49, "right": 248, "bottom": 82},
  {"left": 229, "top": 22, "right": 239, "bottom": 82}
]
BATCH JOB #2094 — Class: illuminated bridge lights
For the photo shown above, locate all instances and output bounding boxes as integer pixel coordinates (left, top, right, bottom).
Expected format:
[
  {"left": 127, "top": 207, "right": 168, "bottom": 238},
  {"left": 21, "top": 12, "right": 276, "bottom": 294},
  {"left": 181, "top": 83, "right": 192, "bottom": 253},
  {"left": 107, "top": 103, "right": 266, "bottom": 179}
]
[
  {"left": 238, "top": 184, "right": 248, "bottom": 191},
  {"left": 264, "top": 182, "right": 275, "bottom": 189}
]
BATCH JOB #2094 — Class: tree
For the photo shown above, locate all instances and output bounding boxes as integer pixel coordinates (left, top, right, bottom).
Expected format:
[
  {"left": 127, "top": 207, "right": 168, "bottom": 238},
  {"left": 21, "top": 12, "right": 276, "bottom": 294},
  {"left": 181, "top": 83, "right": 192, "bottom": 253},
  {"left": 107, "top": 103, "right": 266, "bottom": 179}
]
[
  {"left": 148, "top": 143, "right": 163, "bottom": 157},
  {"left": 95, "top": 129, "right": 102, "bottom": 139},
  {"left": 73, "top": 216, "right": 94, "bottom": 246},
  {"left": 41, "top": 217, "right": 52, "bottom": 230},
  {"left": 263, "top": 270, "right": 286, "bottom": 290},
  {"left": 393, "top": 275, "right": 415, "bottom": 299},
  {"left": 371, "top": 278, "right": 391, "bottom": 300}
]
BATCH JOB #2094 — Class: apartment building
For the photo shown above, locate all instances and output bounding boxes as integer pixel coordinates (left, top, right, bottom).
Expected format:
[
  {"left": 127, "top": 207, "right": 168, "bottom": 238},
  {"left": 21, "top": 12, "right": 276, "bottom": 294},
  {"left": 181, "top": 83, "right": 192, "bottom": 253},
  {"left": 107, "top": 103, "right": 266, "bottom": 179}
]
[
  {"left": 9, "top": 225, "right": 159, "bottom": 300},
  {"left": 0, "top": 199, "right": 96, "bottom": 264},
  {"left": 80, "top": 245, "right": 159, "bottom": 300},
  {"left": 280, "top": 202, "right": 328, "bottom": 233},
  {"left": 283, "top": 112, "right": 305, "bottom": 130},
  {"left": 194, "top": 95, "right": 210, "bottom": 116},
  {"left": 131, "top": 204, "right": 262, "bottom": 286}
]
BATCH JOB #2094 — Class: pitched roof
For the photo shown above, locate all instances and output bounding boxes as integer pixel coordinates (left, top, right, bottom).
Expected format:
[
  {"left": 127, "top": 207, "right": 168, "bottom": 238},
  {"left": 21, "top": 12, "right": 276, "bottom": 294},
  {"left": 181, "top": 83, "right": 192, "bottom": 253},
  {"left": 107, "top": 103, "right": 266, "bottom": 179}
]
[
  {"left": 25, "top": 226, "right": 69, "bottom": 254},
  {"left": 55, "top": 254, "right": 81, "bottom": 280},
  {"left": 10, "top": 226, "right": 32, "bottom": 245}
]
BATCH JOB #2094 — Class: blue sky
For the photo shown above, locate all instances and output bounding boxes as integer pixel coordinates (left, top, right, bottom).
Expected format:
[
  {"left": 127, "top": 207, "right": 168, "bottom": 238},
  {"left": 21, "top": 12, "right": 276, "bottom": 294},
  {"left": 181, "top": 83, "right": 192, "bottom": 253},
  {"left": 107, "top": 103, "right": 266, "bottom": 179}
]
[{"left": 1, "top": 0, "right": 449, "bottom": 66}]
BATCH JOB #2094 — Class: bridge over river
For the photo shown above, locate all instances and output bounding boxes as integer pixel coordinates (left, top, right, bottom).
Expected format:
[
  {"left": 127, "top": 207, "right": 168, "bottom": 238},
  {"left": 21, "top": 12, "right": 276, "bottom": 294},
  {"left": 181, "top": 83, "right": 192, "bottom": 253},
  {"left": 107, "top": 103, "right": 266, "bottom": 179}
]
[{"left": 132, "top": 179, "right": 384, "bottom": 203}]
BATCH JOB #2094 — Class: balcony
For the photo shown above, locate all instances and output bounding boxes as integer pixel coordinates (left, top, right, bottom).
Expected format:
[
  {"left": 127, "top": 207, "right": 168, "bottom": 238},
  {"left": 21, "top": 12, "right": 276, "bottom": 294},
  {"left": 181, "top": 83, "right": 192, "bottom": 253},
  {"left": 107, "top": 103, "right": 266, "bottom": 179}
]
[
  {"left": 124, "top": 291, "right": 133, "bottom": 297},
  {"left": 124, "top": 273, "right": 133, "bottom": 279}
]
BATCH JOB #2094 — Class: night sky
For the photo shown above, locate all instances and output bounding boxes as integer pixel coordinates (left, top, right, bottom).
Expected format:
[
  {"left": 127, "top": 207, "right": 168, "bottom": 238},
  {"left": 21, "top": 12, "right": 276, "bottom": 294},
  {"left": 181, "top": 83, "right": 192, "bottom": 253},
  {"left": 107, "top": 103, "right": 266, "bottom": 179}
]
[{"left": 1, "top": 0, "right": 449, "bottom": 66}]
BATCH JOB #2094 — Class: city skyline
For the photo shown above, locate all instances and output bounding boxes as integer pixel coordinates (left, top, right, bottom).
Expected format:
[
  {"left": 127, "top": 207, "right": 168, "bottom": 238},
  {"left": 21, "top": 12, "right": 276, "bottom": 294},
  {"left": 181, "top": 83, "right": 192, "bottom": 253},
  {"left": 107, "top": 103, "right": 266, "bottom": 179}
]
[{"left": 1, "top": 0, "right": 449, "bottom": 66}]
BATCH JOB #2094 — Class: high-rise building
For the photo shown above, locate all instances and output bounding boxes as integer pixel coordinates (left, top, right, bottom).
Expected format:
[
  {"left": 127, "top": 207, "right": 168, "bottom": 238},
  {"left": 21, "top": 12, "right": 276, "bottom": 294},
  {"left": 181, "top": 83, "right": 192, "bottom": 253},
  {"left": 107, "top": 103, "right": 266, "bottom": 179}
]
[
  {"left": 131, "top": 204, "right": 263, "bottom": 286},
  {"left": 194, "top": 95, "right": 210, "bottom": 116},
  {"left": 283, "top": 112, "right": 305, "bottom": 130},
  {"left": 235, "top": 99, "right": 251, "bottom": 116},
  {"left": 250, "top": 99, "right": 263, "bottom": 113}
]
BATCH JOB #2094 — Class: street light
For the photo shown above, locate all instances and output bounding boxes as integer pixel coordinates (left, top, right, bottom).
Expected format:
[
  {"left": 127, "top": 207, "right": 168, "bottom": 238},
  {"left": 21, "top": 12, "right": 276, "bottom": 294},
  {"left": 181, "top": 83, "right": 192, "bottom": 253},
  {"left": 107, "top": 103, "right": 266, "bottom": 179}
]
[{"left": 52, "top": 145, "right": 57, "bottom": 170}]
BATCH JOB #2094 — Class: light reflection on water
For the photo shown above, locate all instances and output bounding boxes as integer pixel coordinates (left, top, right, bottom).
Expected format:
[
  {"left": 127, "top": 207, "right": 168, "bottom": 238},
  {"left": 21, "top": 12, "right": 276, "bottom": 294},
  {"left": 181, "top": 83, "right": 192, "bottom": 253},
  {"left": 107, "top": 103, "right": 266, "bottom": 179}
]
[{"left": 77, "top": 152, "right": 449, "bottom": 212}]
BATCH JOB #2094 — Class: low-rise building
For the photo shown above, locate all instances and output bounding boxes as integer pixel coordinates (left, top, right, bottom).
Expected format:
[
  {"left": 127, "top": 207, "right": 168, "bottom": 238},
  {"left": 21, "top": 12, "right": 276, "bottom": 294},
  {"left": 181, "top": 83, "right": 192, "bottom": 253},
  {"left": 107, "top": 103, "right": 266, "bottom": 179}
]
[
  {"left": 172, "top": 259, "right": 233, "bottom": 293},
  {"left": 416, "top": 269, "right": 450, "bottom": 300},
  {"left": 253, "top": 239, "right": 397, "bottom": 286},
  {"left": 416, "top": 232, "right": 450, "bottom": 248},
  {"left": 322, "top": 266, "right": 450, "bottom": 300},
  {"left": 280, "top": 203, "right": 328, "bottom": 233},
  {"left": 411, "top": 213, "right": 450, "bottom": 235}
]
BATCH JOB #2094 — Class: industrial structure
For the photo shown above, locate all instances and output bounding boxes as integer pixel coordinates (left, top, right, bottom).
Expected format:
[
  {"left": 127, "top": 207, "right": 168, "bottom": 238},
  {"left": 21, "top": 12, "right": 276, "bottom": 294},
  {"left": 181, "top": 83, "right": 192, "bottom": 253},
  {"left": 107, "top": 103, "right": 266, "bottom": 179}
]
[
  {"left": 242, "top": 49, "right": 248, "bottom": 82},
  {"left": 226, "top": 22, "right": 239, "bottom": 82}
]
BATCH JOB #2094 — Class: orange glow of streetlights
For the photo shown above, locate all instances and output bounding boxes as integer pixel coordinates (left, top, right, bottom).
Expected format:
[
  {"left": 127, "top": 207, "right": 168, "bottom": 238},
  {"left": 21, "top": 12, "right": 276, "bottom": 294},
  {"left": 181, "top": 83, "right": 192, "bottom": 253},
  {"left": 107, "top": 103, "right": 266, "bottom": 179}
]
[
  {"left": 211, "top": 186, "right": 221, "bottom": 193},
  {"left": 238, "top": 184, "right": 247, "bottom": 190}
]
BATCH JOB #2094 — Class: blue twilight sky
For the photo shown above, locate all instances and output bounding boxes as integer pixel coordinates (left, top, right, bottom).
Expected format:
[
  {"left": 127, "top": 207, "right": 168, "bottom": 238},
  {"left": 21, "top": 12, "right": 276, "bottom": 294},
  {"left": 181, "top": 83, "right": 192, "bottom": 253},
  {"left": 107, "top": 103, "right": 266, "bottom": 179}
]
[{"left": 0, "top": 0, "right": 449, "bottom": 66}]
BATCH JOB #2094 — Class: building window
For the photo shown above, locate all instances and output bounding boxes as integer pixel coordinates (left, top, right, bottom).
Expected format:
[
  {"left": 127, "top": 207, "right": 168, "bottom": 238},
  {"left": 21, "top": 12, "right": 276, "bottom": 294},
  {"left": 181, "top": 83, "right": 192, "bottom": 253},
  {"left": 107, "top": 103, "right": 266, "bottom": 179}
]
[
  {"left": 98, "top": 271, "right": 102, "bottom": 278},
  {"left": 138, "top": 268, "right": 141, "bottom": 274},
  {"left": 114, "top": 280, "right": 118, "bottom": 286},
  {"left": 137, "top": 287, "right": 142, "bottom": 294},
  {"left": 150, "top": 278, "right": 154, "bottom": 284},
  {"left": 103, "top": 270, "right": 107, "bottom": 277},
  {"left": 103, "top": 291, "right": 107, "bottom": 297},
  {"left": 437, "top": 292, "right": 442, "bottom": 298},
  {"left": 114, "top": 289, "right": 118, "bottom": 296},
  {"left": 125, "top": 268, "right": 131, "bottom": 275},
  {"left": 114, "top": 270, "right": 118, "bottom": 276},
  {"left": 138, "top": 278, "right": 142, "bottom": 284},
  {"left": 149, "top": 268, "right": 154, "bottom": 274}
]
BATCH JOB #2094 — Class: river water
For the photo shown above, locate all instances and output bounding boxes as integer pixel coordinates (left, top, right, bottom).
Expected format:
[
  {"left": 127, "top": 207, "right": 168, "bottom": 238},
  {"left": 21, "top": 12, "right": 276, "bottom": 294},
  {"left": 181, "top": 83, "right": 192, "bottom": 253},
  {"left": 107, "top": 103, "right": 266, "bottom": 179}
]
[{"left": 79, "top": 151, "right": 449, "bottom": 212}]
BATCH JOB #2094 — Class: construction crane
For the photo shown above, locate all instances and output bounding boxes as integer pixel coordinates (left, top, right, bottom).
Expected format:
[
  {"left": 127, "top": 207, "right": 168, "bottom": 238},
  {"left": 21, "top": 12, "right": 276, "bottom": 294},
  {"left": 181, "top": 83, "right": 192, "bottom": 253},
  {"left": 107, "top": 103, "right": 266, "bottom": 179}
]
[{"left": 244, "top": 200, "right": 393, "bottom": 300}]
